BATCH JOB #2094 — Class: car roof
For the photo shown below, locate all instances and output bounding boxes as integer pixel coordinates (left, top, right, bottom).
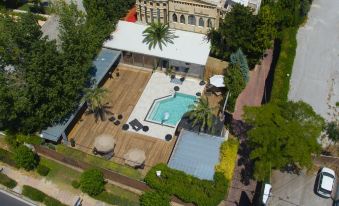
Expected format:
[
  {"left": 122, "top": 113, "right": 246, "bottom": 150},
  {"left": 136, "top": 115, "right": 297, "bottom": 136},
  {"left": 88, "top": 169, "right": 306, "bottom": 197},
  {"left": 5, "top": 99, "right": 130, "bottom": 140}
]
[
  {"left": 321, "top": 167, "right": 335, "bottom": 176},
  {"left": 321, "top": 174, "right": 335, "bottom": 191}
]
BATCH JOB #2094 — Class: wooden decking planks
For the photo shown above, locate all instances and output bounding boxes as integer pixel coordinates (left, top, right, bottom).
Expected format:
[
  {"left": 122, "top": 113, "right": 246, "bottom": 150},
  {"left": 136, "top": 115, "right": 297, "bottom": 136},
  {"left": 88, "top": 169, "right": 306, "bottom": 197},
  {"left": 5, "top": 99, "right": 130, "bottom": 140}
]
[{"left": 68, "top": 65, "right": 176, "bottom": 171}]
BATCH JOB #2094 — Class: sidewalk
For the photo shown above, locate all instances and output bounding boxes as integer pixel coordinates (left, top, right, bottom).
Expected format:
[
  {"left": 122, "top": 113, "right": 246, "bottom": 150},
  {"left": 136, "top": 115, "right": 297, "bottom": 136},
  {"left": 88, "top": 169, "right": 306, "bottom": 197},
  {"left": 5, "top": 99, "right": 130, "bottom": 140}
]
[{"left": 0, "top": 164, "right": 104, "bottom": 206}]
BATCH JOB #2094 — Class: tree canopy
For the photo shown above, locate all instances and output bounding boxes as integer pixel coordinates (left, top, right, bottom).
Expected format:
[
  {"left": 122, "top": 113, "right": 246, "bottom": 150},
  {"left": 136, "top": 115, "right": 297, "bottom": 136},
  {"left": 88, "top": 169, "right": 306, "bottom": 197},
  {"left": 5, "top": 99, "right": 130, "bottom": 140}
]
[
  {"left": 243, "top": 101, "right": 324, "bottom": 180},
  {"left": 14, "top": 145, "right": 39, "bottom": 171},
  {"left": 80, "top": 168, "right": 105, "bottom": 196},
  {"left": 224, "top": 65, "right": 246, "bottom": 112}
]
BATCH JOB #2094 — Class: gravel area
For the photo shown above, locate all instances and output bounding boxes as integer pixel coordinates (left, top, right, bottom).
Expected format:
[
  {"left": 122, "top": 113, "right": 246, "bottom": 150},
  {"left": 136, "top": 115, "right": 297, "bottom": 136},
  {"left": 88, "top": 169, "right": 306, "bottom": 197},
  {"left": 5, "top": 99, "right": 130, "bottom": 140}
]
[{"left": 288, "top": 0, "right": 339, "bottom": 122}]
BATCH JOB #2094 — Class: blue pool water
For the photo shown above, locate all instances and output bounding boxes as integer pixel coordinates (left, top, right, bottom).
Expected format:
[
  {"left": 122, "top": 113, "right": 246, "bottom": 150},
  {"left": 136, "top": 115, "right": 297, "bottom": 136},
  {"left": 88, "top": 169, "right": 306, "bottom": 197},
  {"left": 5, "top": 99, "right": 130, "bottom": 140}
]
[{"left": 147, "top": 93, "right": 197, "bottom": 126}]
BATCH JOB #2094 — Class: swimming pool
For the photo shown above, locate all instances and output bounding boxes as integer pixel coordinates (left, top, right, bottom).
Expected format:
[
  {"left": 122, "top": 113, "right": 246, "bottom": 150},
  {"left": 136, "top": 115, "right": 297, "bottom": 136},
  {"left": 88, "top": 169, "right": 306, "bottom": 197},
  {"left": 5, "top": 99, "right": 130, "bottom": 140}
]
[{"left": 146, "top": 93, "right": 197, "bottom": 126}]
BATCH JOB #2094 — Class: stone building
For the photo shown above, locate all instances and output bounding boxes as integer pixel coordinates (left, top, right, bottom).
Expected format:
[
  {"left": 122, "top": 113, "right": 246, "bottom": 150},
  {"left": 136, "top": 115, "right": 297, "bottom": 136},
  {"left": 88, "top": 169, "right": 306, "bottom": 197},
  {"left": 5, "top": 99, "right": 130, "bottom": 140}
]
[{"left": 136, "top": 0, "right": 262, "bottom": 34}]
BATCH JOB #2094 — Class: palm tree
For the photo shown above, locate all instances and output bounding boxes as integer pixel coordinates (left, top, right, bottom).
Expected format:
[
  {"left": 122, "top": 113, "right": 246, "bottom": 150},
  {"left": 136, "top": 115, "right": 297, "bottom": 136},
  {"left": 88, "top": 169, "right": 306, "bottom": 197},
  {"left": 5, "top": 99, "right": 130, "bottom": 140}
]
[
  {"left": 188, "top": 97, "right": 214, "bottom": 132},
  {"left": 82, "top": 87, "right": 111, "bottom": 122},
  {"left": 142, "top": 22, "right": 176, "bottom": 50}
]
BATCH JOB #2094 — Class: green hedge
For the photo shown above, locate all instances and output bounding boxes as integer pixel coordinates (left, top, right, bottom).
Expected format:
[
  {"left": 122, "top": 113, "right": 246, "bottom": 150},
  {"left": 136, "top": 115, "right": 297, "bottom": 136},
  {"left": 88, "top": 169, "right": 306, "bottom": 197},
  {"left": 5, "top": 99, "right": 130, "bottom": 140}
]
[
  {"left": 71, "top": 180, "right": 80, "bottom": 189},
  {"left": 145, "top": 164, "right": 228, "bottom": 206},
  {"left": 270, "top": 27, "right": 298, "bottom": 102},
  {"left": 0, "top": 148, "right": 17, "bottom": 168},
  {"left": 22, "top": 185, "right": 66, "bottom": 206},
  {"left": 94, "top": 191, "right": 140, "bottom": 206},
  {"left": 37, "top": 164, "right": 50, "bottom": 176},
  {"left": 140, "top": 191, "right": 170, "bottom": 206},
  {"left": 0, "top": 173, "right": 17, "bottom": 189}
]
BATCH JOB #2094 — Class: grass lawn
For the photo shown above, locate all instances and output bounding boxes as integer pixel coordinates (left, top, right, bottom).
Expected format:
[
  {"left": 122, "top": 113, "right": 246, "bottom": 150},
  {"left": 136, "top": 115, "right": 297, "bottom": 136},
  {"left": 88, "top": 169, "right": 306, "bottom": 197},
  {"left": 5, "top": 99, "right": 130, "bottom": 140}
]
[
  {"left": 55, "top": 145, "right": 143, "bottom": 180},
  {"left": 40, "top": 157, "right": 81, "bottom": 187},
  {"left": 105, "top": 183, "right": 140, "bottom": 203}
]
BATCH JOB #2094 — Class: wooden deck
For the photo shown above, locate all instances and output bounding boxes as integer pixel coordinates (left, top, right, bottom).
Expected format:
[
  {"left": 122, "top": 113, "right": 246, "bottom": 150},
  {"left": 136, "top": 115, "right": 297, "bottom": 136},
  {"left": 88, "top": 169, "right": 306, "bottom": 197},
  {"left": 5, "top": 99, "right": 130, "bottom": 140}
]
[{"left": 68, "top": 65, "right": 176, "bottom": 171}]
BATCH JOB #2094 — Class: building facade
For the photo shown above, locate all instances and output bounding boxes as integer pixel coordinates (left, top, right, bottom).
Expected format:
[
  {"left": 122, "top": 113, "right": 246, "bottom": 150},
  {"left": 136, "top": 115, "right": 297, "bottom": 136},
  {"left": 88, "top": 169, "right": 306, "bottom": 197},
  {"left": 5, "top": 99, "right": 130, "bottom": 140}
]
[{"left": 136, "top": 0, "right": 261, "bottom": 34}]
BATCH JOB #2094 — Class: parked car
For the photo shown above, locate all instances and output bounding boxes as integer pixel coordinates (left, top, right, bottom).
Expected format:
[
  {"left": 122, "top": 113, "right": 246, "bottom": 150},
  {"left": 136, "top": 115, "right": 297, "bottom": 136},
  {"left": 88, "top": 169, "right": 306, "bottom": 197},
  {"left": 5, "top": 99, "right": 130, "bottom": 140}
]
[
  {"left": 262, "top": 183, "right": 272, "bottom": 205},
  {"left": 316, "top": 167, "right": 336, "bottom": 198}
]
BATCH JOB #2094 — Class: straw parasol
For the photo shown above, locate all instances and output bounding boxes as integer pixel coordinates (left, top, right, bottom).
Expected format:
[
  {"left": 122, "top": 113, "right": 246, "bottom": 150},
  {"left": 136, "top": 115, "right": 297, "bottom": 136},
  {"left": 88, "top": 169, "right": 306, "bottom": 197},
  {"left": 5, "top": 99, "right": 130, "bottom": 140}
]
[
  {"left": 124, "top": 148, "right": 146, "bottom": 167},
  {"left": 93, "top": 134, "right": 116, "bottom": 154}
]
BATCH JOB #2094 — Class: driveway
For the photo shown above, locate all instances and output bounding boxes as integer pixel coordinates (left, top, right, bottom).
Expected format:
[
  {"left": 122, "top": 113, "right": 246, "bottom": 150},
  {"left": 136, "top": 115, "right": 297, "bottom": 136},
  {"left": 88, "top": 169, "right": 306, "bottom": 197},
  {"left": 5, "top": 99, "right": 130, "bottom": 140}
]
[
  {"left": 288, "top": 0, "right": 339, "bottom": 122},
  {"left": 270, "top": 170, "right": 333, "bottom": 206}
]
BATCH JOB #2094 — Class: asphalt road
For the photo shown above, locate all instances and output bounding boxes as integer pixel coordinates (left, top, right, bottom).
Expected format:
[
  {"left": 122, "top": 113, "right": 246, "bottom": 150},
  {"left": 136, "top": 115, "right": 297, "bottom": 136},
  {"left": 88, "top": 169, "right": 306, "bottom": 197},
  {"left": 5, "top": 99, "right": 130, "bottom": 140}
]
[
  {"left": 0, "top": 190, "right": 33, "bottom": 206},
  {"left": 288, "top": 0, "right": 339, "bottom": 122},
  {"left": 270, "top": 170, "right": 332, "bottom": 206}
]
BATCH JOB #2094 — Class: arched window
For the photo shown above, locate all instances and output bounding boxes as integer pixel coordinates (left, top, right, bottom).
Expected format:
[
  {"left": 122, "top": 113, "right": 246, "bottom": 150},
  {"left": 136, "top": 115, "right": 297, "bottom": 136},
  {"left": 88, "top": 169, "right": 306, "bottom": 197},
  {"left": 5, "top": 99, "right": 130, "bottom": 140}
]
[
  {"left": 188, "top": 15, "right": 196, "bottom": 25},
  {"left": 180, "top": 15, "right": 185, "bottom": 24},
  {"left": 172, "top": 13, "right": 177, "bottom": 22},
  {"left": 150, "top": 2, "right": 153, "bottom": 6},
  {"left": 207, "top": 19, "right": 212, "bottom": 28},
  {"left": 198, "top": 17, "right": 204, "bottom": 27}
]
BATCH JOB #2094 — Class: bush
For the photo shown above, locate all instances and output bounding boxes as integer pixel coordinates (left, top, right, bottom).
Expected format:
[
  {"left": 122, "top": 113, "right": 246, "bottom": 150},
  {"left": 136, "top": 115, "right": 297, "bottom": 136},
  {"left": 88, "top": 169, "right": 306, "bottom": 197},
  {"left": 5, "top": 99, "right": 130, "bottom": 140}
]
[
  {"left": 215, "top": 138, "right": 239, "bottom": 181},
  {"left": 145, "top": 164, "right": 228, "bottom": 206},
  {"left": 22, "top": 185, "right": 46, "bottom": 202},
  {"left": 80, "top": 169, "right": 105, "bottom": 196},
  {"left": 140, "top": 191, "right": 170, "bottom": 206},
  {"left": 44, "top": 196, "right": 66, "bottom": 206},
  {"left": 0, "top": 173, "right": 17, "bottom": 188},
  {"left": 95, "top": 191, "right": 139, "bottom": 206},
  {"left": 16, "top": 134, "right": 43, "bottom": 145},
  {"left": 22, "top": 185, "right": 66, "bottom": 206},
  {"left": 14, "top": 145, "right": 39, "bottom": 171},
  {"left": 270, "top": 27, "right": 298, "bottom": 102},
  {"left": 326, "top": 121, "right": 339, "bottom": 142},
  {"left": 37, "top": 164, "right": 50, "bottom": 176},
  {"left": 0, "top": 148, "right": 17, "bottom": 168},
  {"left": 71, "top": 180, "right": 80, "bottom": 189}
]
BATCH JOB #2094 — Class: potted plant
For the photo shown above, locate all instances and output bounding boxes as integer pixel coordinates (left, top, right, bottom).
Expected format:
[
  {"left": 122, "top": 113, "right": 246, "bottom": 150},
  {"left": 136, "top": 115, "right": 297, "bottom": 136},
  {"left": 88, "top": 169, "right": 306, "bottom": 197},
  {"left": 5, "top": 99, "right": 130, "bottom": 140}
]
[{"left": 70, "top": 138, "right": 75, "bottom": 147}]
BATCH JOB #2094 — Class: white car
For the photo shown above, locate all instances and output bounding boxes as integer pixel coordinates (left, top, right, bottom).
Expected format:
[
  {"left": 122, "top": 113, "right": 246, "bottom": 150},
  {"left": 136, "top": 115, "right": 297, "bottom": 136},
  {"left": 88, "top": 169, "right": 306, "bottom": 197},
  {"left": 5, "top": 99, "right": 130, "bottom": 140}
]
[{"left": 316, "top": 167, "right": 336, "bottom": 198}]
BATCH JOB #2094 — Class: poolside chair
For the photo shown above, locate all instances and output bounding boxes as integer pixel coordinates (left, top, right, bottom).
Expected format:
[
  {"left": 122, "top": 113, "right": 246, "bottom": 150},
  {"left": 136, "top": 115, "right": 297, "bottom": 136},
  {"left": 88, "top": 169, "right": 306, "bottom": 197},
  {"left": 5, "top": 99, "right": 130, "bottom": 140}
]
[{"left": 129, "top": 119, "right": 143, "bottom": 131}]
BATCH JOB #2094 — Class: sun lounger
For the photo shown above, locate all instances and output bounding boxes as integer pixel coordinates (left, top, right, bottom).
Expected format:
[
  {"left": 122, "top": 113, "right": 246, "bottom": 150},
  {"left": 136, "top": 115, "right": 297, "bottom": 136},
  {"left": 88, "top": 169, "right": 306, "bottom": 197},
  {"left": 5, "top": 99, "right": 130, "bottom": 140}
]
[{"left": 129, "top": 119, "right": 143, "bottom": 131}]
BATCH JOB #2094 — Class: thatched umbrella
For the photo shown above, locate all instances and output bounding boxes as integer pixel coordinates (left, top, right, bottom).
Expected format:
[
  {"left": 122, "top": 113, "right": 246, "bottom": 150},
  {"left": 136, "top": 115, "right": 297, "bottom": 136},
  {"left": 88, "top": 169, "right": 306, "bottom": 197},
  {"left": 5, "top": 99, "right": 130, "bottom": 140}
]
[
  {"left": 93, "top": 134, "right": 116, "bottom": 154},
  {"left": 124, "top": 148, "right": 146, "bottom": 167}
]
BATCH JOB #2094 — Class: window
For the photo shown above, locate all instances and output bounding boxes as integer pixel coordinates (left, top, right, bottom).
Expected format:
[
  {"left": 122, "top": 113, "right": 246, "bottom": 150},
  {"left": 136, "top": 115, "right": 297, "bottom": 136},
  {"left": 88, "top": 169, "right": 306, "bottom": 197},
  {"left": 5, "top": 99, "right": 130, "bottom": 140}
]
[
  {"left": 157, "top": 8, "right": 160, "bottom": 21},
  {"left": 180, "top": 15, "right": 185, "bottom": 24},
  {"left": 163, "top": 3, "right": 166, "bottom": 6},
  {"left": 207, "top": 19, "right": 212, "bottom": 28},
  {"left": 150, "top": 8, "right": 154, "bottom": 22},
  {"left": 150, "top": 2, "right": 153, "bottom": 5},
  {"left": 144, "top": 7, "right": 148, "bottom": 23},
  {"left": 188, "top": 15, "right": 196, "bottom": 25},
  {"left": 139, "top": 5, "right": 142, "bottom": 21},
  {"left": 199, "top": 17, "right": 204, "bottom": 27},
  {"left": 156, "top": 3, "right": 160, "bottom": 6},
  {"left": 172, "top": 13, "right": 177, "bottom": 22}
]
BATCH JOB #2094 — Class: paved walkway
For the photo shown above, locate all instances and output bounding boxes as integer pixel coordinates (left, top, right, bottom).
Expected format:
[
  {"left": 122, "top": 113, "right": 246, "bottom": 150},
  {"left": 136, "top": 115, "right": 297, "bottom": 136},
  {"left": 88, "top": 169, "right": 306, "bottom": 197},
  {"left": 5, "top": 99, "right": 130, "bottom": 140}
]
[
  {"left": 0, "top": 164, "right": 102, "bottom": 206},
  {"left": 233, "top": 49, "right": 273, "bottom": 120}
]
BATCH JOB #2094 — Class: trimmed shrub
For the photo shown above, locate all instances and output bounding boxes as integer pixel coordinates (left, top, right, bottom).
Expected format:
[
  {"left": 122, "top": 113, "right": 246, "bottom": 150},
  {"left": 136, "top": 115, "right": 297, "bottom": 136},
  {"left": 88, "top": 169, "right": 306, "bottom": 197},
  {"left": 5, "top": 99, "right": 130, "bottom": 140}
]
[
  {"left": 140, "top": 191, "right": 170, "bottom": 206},
  {"left": 22, "top": 185, "right": 66, "bottom": 206},
  {"left": 71, "top": 180, "right": 80, "bottom": 189},
  {"left": 270, "top": 27, "right": 298, "bottom": 102},
  {"left": 22, "top": 185, "right": 46, "bottom": 202},
  {"left": 16, "top": 134, "right": 43, "bottom": 145},
  {"left": 0, "top": 148, "right": 17, "bottom": 168},
  {"left": 14, "top": 145, "right": 39, "bottom": 171},
  {"left": 0, "top": 173, "right": 17, "bottom": 188},
  {"left": 37, "top": 164, "right": 50, "bottom": 176},
  {"left": 326, "top": 121, "right": 339, "bottom": 142},
  {"left": 215, "top": 138, "right": 239, "bottom": 181},
  {"left": 145, "top": 164, "right": 228, "bottom": 206},
  {"left": 80, "top": 169, "right": 105, "bottom": 196},
  {"left": 44, "top": 196, "right": 66, "bottom": 206},
  {"left": 95, "top": 191, "right": 139, "bottom": 206}
]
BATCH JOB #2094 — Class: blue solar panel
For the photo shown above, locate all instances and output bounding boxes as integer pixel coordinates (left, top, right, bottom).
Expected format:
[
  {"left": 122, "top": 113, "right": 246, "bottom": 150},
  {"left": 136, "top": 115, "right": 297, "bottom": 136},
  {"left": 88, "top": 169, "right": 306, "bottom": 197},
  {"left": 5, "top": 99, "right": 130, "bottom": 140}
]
[{"left": 168, "top": 130, "right": 224, "bottom": 180}]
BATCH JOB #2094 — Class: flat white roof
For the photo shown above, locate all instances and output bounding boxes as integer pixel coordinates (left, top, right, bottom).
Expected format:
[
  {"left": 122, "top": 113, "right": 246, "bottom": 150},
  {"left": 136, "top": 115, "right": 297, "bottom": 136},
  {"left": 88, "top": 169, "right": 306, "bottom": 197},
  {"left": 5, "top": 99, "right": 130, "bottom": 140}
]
[
  {"left": 231, "top": 0, "right": 249, "bottom": 6},
  {"left": 104, "top": 21, "right": 211, "bottom": 66}
]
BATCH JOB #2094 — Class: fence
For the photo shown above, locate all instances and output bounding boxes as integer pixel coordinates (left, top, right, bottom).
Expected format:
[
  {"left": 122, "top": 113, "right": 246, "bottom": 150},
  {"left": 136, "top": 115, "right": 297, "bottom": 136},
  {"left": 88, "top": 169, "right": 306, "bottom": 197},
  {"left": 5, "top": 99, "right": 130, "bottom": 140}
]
[{"left": 35, "top": 145, "right": 149, "bottom": 192}]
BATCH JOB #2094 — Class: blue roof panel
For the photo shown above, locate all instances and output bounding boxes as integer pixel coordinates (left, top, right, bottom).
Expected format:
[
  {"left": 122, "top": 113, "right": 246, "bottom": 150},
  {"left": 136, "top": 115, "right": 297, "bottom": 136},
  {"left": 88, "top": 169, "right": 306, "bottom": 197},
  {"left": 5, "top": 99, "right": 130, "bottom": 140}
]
[
  {"left": 41, "top": 48, "right": 121, "bottom": 142},
  {"left": 168, "top": 130, "right": 224, "bottom": 180}
]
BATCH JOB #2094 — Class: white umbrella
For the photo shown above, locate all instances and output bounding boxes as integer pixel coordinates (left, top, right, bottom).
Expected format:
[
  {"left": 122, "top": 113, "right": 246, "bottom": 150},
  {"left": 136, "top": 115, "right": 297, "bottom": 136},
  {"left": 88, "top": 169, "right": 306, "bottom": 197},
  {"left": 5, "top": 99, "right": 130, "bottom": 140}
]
[
  {"left": 209, "top": 75, "right": 225, "bottom": 87},
  {"left": 124, "top": 148, "right": 146, "bottom": 167},
  {"left": 94, "top": 134, "right": 116, "bottom": 153}
]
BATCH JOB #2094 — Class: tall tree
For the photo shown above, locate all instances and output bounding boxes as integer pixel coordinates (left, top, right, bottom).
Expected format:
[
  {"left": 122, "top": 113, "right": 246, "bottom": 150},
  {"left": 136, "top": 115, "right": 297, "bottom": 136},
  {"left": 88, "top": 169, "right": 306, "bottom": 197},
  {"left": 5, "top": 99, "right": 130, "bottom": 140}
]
[
  {"left": 224, "top": 64, "right": 246, "bottom": 112},
  {"left": 243, "top": 101, "right": 324, "bottom": 180},
  {"left": 188, "top": 98, "right": 214, "bottom": 132},
  {"left": 142, "top": 22, "right": 176, "bottom": 50},
  {"left": 230, "top": 48, "right": 249, "bottom": 82}
]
